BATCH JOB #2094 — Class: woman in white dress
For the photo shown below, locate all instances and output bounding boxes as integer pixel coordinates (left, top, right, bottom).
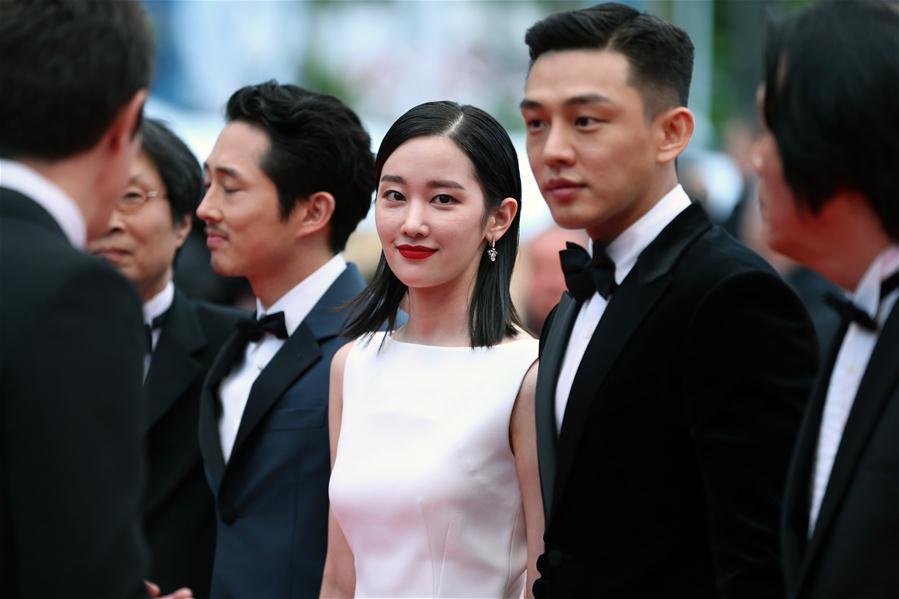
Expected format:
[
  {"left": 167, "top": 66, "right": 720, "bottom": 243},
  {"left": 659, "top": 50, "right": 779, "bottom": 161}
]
[{"left": 320, "top": 101, "right": 543, "bottom": 598}]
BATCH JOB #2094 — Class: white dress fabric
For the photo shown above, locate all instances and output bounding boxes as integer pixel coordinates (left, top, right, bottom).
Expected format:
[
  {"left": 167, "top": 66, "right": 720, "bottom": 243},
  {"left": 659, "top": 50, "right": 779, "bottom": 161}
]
[{"left": 330, "top": 331, "right": 539, "bottom": 598}]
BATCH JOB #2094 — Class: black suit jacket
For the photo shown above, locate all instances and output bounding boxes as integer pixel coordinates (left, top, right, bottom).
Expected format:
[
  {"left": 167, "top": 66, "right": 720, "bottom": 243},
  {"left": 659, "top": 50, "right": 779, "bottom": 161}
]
[
  {"left": 782, "top": 299, "right": 899, "bottom": 599},
  {"left": 534, "top": 203, "right": 819, "bottom": 598},
  {"left": 143, "top": 288, "right": 245, "bottom": 598},
  {"left": 0, "top": 188, "right": 148, "bottom": 597},
  {"left": 198, "top": 265, "right": 365, "bottom": 598}
]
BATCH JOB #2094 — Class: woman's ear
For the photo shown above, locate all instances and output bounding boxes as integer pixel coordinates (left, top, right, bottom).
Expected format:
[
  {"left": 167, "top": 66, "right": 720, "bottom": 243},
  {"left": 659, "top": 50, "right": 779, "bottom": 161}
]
[
  {"left": 655, "top": 106, "right": 695, "bottom": 165},
  {"left": 487, "top": 197, "right": 519, "bottom": 244}
]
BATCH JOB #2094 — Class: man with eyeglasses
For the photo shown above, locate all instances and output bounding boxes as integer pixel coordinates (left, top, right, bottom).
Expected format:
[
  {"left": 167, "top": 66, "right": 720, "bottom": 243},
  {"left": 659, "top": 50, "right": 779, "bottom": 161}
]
[{"left": 88, "top": 118, "right": 245, "bottom": 598}]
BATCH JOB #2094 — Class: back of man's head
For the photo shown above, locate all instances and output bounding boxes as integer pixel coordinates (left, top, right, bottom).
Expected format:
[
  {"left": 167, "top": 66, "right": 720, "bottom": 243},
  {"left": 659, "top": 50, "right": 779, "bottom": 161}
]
[
  {"left": 225, "top": 81, "right": 375, "bottom": 253},
  {"left": 524, "top": 2, "right": 694, "bottom": 117},
  {"left": 763, "top": 0, "right": 899, "bottom": 239},
  {"left": 0, "top": 0, "right": 154, "bottom": 161}
]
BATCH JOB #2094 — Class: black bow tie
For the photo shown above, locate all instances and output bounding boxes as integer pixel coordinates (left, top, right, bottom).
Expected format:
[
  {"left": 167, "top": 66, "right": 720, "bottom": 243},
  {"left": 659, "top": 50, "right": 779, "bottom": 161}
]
[
  {"left": 144, "top": 311, "right": 168, "bottom": 353},
  {"left": 822, "top": 270, "right": 899, "bottom": 333},
  {"left": 235, "top": 311, "right": 289, "bottom": 342},
  {"left": 881, "top": 270, "right": 899, "bottom": 302},
  {"left": 824, "top": 293, "right": 878, "bottom": 332},
  {"left": 559, "top": 241, "right": 618, "bottom": 302}
]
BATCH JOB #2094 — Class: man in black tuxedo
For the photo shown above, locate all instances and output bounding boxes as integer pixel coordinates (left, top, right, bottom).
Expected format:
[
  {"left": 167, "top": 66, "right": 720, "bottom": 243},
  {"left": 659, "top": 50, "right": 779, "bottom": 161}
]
[
  {"left": 753, "top": 2, "right": 899, "bottom": 597},
  {"left": 519, "top": 4, "right": 819, "bottom": 597},
  {"left": 88, "top": 119, "right": 246, "bottom": 598},
  {"left": 0, "top": 1, "right": 157, "bottom": 597},
  {"left": 195, "top": 82, "right": 374, "bottom": 598}
]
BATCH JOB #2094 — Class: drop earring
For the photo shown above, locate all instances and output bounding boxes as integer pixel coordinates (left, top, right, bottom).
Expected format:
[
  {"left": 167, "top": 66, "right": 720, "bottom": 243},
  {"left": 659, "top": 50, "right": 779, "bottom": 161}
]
[{"left": 487, "top": 239, "right": 498, "bottom": 262}]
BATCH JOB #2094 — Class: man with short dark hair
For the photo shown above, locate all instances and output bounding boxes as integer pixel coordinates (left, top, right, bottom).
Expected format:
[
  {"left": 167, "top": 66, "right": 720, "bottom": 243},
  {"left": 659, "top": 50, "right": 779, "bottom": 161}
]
[
  {"left": 521, "top": 3, "right": 819, "bottom": 596},
  {"left": 0, "top": 1, "right": 155, "bottom": 597},
  {"left": 89, "top": 118, "right": 246, "bottom": 598},
  {"left": 196, "top": 81, "right": 375, "bottom": 598},
  {"left": 754, "top": 1, "right": 899, "bottom": 597}
]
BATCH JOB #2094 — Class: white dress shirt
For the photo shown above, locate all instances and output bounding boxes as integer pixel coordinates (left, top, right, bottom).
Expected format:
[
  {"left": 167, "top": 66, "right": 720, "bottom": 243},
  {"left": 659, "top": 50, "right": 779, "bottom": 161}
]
[
  {"left": 1, "top": 159, "right": 86, "bottom": 248},
  {"left": 218, "top": 254, "right": 347, "bottom": 462},
  {"left": 555, "top": 184, "right": 692, "bottom": 433},
  {"left": 808, "top": 244, "right": 899, "bottom": 535},
  {"left": 143, "top": 281, "right": 175, "bottom": 379}
]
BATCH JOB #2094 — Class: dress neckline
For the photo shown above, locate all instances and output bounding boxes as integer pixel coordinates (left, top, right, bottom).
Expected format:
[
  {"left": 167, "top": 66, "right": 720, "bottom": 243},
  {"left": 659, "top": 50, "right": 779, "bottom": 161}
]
[{"left": 377, "top": 331, "right": 536, "bottom": 350}]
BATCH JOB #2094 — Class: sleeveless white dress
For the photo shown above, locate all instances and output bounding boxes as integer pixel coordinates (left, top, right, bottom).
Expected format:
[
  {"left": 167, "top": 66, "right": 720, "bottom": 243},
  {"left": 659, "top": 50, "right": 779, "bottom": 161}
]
[{"left": 329, "top": 331, "right": 539, "bottom": 598}]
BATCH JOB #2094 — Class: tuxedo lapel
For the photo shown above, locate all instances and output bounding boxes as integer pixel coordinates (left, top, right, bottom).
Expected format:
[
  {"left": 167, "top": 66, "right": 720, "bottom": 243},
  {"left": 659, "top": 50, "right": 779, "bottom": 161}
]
[
  {"left": 144, "top": 290, "right": 205, "bottom": 431},
  {"left": 551, "top": 270, "right": 672, "bottom": 521},
  {"left": 551, "top": 203, "right": 710, "bottom": 521},
  {"left": 797, "top": 302, "right": 899, "bottom": 589},
  {"left": 198, "top": 329, "right": 246, "bottom": 487},
  {"left": 229, "top": 322, "right": 321, "bottom": 459},
  {"left": 225, "top": 264, "right": 364, "bottom": 467},
  {"left": 535, "top": 294, "right": 580, "bottom": 519},
  {"left": 781, "top": 318, "right": 848, "bottom": 583}
]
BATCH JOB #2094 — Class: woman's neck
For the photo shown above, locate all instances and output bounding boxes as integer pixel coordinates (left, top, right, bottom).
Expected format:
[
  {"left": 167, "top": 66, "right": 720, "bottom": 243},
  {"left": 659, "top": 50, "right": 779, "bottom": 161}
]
[{"left": 397, "top": 278, "right": 473, "bottom": 347}]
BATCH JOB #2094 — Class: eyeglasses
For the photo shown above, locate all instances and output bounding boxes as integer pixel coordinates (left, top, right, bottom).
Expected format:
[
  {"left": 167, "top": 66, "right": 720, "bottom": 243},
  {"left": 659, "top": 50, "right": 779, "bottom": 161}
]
[{"left": 118, "top": 189, "right": 166, "bottom": 213}]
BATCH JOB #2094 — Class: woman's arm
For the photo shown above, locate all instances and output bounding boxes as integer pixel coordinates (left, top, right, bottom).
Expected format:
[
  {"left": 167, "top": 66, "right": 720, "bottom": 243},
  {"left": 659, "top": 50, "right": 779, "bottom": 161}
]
[
  {"left": 319, "top": 342, "right": 356, "bottom": 599},
  {"left": 511, "top": 361, "right": 544, "bottom": 599}
]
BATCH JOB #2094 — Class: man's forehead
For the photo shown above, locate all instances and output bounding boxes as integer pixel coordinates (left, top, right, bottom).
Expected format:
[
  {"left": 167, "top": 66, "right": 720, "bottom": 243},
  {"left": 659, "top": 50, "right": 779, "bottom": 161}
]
[
  {"left": 521, "top": 91, "right": 615, "bottom": 109},
  {"left": 206, "top": 123, "right": 268, "bottom": 173},
  {"left": 523, "top": 49, "right": 632, "bottom": 99}
]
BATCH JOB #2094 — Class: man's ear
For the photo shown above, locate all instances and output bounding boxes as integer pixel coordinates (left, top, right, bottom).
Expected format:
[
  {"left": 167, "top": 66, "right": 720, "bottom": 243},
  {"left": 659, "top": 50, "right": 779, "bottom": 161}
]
[
  {"left": 655, "top": 106, "right": 694, "bottom": 165},
  {"left": 292, "top": 191, "right": 336, "bottom": 238},
  {"left": 486, "top": 197, "right": 519, "bottom": 245},
  {"left": 173, "top": 213, "right": 192, "bottom": 249},
  {"left": 104, "top": 90, "right": 148, "bottom": 156}
]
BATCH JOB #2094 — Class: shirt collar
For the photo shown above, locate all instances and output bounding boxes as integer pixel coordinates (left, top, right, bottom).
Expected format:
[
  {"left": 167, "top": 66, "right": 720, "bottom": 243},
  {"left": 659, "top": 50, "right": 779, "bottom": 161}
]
[
  {"left": 602, "top": 184, "right": 692, "bottom": 284},
  {"left": 0, "top": 159, "right": 87, "bottom": 248},
  {"left": 851, "top": 244, "right": 899, "bottom": 318},
  {"left": 143, "top": 281, "right": 175, "bottom": 326},
  {"left": 256, "top": 254, "right": 347, "bottom": 335}
]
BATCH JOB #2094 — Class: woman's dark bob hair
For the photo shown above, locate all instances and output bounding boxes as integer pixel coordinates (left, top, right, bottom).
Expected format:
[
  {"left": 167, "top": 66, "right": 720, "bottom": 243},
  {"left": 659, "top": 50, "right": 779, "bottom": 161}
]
[{"left": 343, "top": 100, "right": 523, "bottom": 347}]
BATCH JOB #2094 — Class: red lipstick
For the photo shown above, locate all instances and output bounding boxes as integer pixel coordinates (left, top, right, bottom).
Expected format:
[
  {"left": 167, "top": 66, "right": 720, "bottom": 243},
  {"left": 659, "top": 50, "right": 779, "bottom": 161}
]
[{"left": 397, "top": 244, "right": 437, "bottom": 260}]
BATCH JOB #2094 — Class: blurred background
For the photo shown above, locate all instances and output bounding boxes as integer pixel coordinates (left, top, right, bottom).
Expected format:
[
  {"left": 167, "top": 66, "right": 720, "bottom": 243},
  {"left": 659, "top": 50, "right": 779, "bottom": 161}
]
[{"left": 150, "top": 0, "right": 831, "bottom": 337}]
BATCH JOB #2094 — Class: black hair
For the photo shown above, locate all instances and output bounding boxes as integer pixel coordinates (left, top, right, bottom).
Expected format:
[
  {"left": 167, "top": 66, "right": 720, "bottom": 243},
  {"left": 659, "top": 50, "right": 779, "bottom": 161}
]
[
  {"left": 0, "top": 0, "right": 153, "bottom": 159},
  {"left": 524, "top": 2, "right": 694, "bottom": 117},
  {"left": 225, "top": 81, "right": 375, "bottom": 253},
  {"left": 343, "top": 101, "right": 523, "bottom": 348},
  {"left": 140, "top": 118, "right": 202, "bottom": 224},
  {"left": 763, "top": 0, "right": 899, "bottom": 239}
]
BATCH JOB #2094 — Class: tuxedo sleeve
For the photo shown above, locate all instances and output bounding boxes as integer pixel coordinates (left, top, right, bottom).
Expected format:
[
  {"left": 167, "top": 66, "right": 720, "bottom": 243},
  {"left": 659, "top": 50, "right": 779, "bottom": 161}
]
[
  {"left": 682, "top": 270, "right": 818, "bottom": 599},
  {"left": 4, "top": 262, "right": 148, "bottom": 598}
]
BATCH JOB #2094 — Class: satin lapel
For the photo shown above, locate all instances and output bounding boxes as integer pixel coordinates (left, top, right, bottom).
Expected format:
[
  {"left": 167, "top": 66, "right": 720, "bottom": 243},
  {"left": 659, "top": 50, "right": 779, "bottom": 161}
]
[
  {"left": 197, "top": 329, "right": 246, "bottom": 487},
  {"left": 303, "top": 263, "right": 365, "bottom": 341},
  {"left": 227, "top": 264, "right": 364, "bottom": 463},
  {"left": 550, "top": 203, "right": 710, "bottom": 522},
  {"left": 229, "top": 322, "right": 321, "bottom": 459},
  {"left": 781, "top": 319, "right": 848, "bottom": 582},
  {"left": 798, "top": 303, "right": 899, "bottom": 587},
  {"left": 535, "top": 294, "right": 580, "bottom": 520},
  {"left": 144, "top": 290, "right": 205, "bottom": 431}
]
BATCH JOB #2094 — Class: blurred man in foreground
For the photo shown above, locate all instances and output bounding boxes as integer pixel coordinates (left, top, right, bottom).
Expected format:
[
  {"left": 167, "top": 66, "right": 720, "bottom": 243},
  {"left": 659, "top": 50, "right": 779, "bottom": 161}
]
[
  {"left": 0, "top": 1, "right": 170, "bottom": 596},
  {"left": 754, "top": 1, "right": 899, "bottom": 597}
]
